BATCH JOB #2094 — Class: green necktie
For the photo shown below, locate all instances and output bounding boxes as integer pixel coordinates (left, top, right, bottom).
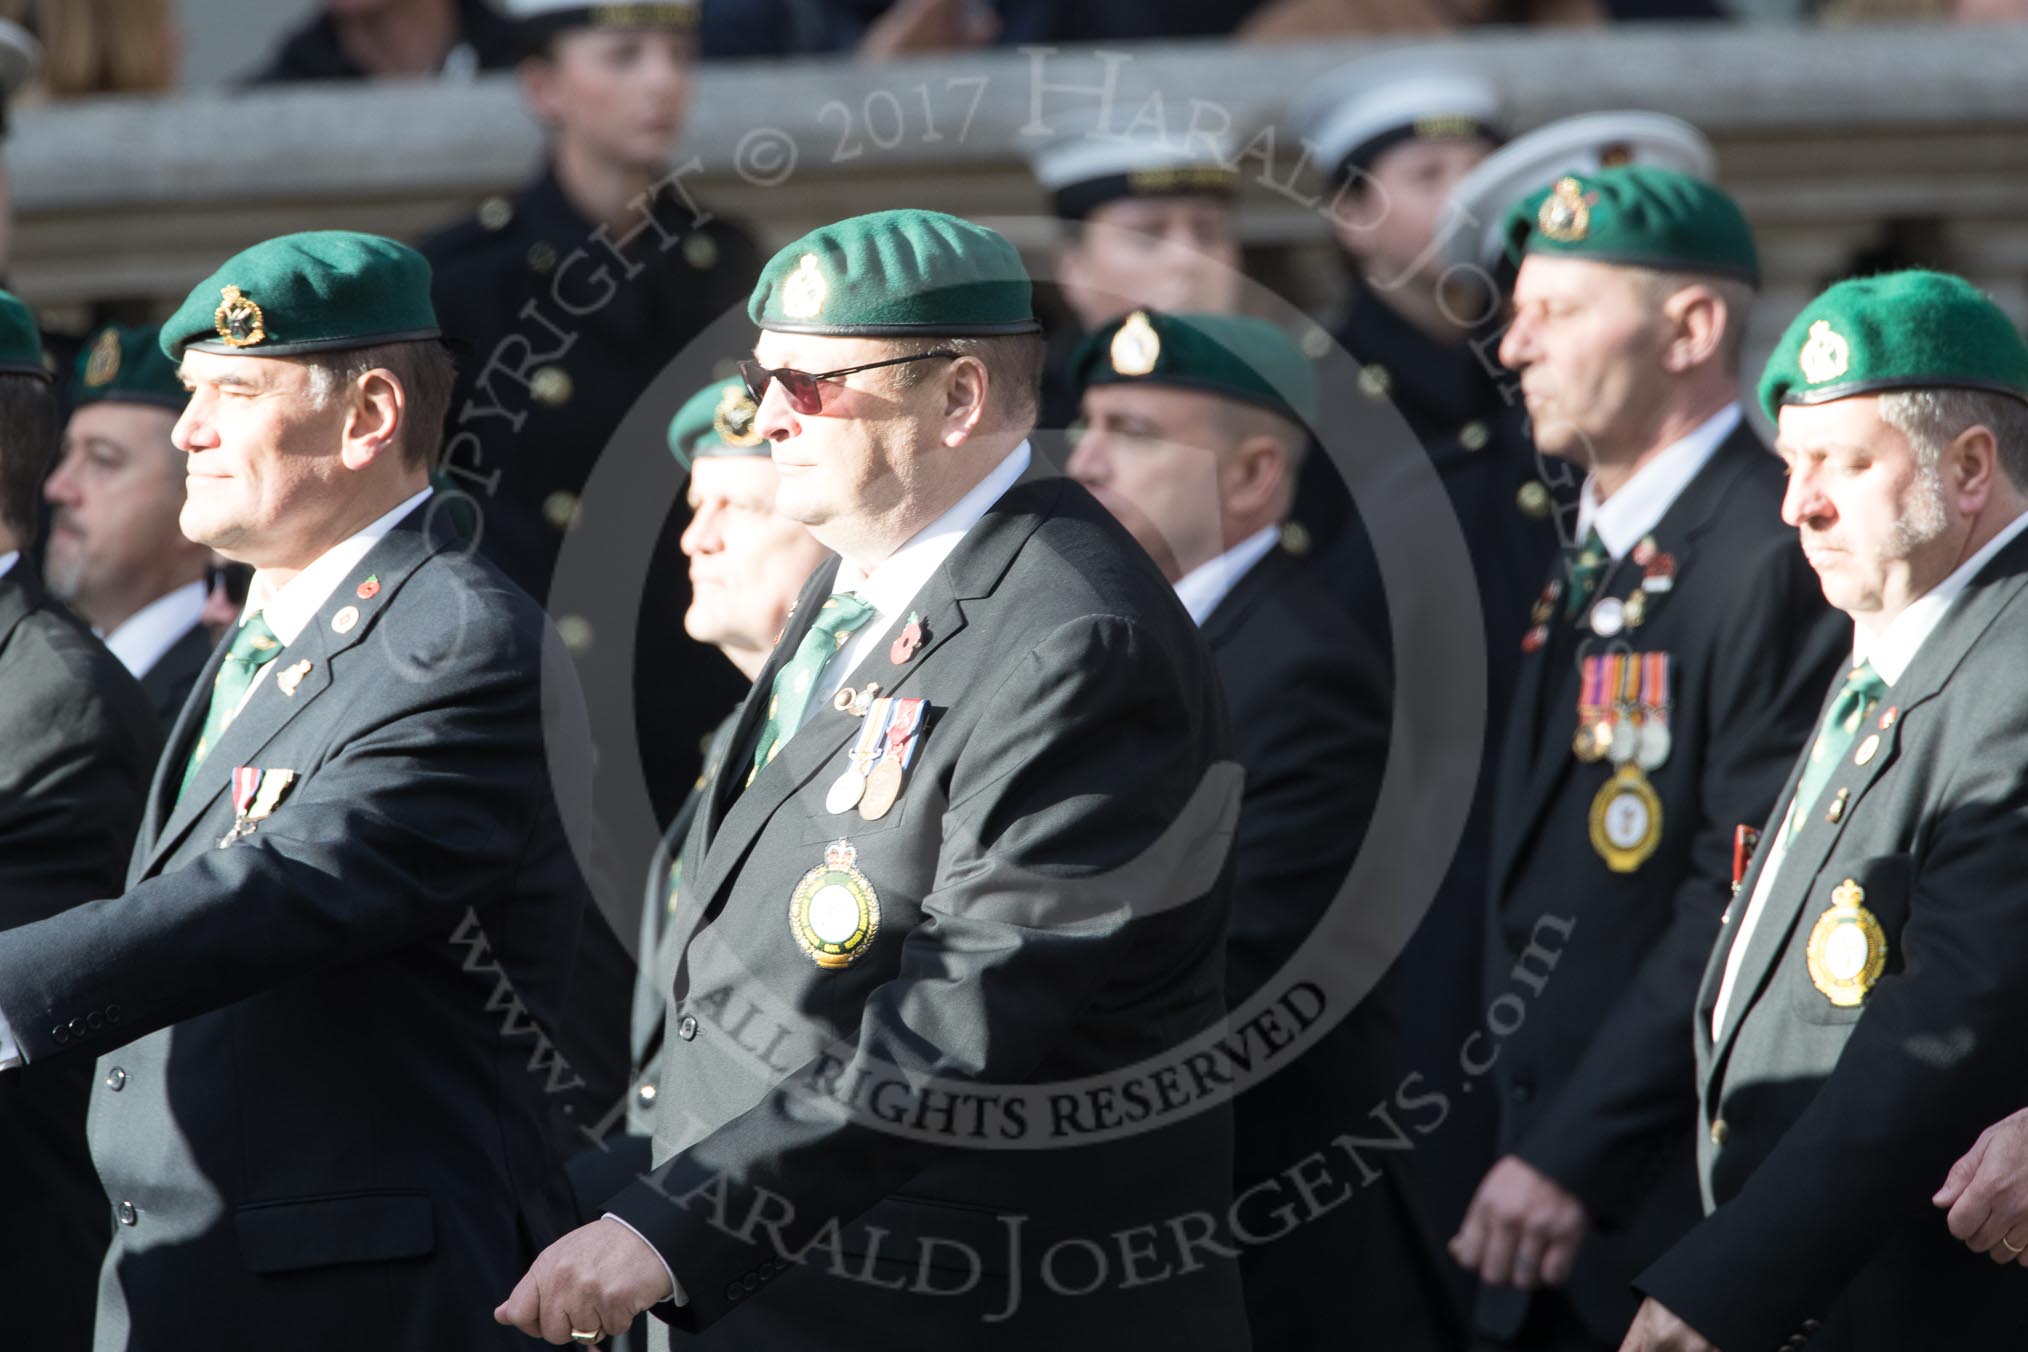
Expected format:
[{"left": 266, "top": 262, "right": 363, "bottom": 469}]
[
  {"left": 1785, "top": 660, "right": 1888, "bottom": 842},
  {"left": 1564, "top": 527, "right": 1611, "bottom": 620},
  {"left": 178, "top": 611, "right": 282, "bottom": 800},
  {"left": 749, "top": 592, "right": 878, "bottom": 781}
]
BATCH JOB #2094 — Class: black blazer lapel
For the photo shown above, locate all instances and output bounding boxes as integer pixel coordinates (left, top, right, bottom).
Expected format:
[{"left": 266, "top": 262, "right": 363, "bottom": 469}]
[
  {"left": 1707, "top": 528, "right": 2028, "bottom": 1075},
  {"left": 139, "top": 506, "right": 452, "bottom": 875},
  {"left": 1199, "top": 544, "right": 1292, "bottom": 651}
]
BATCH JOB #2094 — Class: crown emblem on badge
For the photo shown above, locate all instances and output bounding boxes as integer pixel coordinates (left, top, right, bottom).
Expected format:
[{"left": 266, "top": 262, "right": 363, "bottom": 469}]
[
  {"left": 713, "top": 384, "right": 763, "bottom": 446},
  {"left": 84, "top": 328, "right": 121, "bottom": 387},
  {"left": 781, "top": 254, "right": 828, "bottom": 320},
  {"left": 214, "top": 286, "right": 267, "bottom": 348},
  {"left": 1799, "top": 319, "right": 1851, "bottom": 385},
  {"left": 1110, "top": 310, "right": 1161, "bottom": 376},
  {"left": 1537, "top": 177, "right": 1592, "bottom": 243}
]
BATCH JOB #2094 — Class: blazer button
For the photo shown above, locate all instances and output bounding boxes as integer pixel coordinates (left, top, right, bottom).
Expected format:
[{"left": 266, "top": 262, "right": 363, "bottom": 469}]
[
  {"left": 1509, "top": 1078, "right": 1535, "bottom": 1105},
  {"left": 677, "top": 1015, "right": 699, "bottom": 1042},
  {"left": 1710, "top": 1118, "right": 1729, "bottom": 1146},
  {"left": 743, "top": 1272, "right": 760, "bottom": 1291},
  {"left": 116, "top": 1201, "right": 138, "bottom": 1227},
  {"left": 106, "top": 1004, "right": 121, "bottom": 1024},
  {"left": 51, "top": 1025, "right": 69, "bottom": 1045},
  {"left": 86, "top": 1011, "right": 104, "bottom": 1031},
  {"left": 105, "top": 1067, "right": 128, "bottom": 1092},
  {"left": 724, "top": 1281, "right": 743, "bottom": 1302},
  {"left": 637, "top": 1083, "right": 658, "bottom": 1104},
  {"left": 68, "top": 1017, "right": 87, "bottom": 1039}
]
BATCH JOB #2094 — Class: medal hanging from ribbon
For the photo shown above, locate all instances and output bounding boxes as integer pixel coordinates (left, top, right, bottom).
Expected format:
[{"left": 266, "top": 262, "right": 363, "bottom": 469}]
[
  {"left": 219, "top": 766, "right": 263, "bottom": 848},
  {"left": 1607, "top": 654, "right": 1641, "bottom": 766},
  {"left": 859, "top": 697, "right": 925, "bottom": 822},
  {"left": 1635, "top": 651, "right": 1672, "bottom": 771},
  {"left": 1573, "top": 654, "right": 1611, "bottom": 762},
  {"left": 826, "top": 697, "right": 894, "bottom": 815}
]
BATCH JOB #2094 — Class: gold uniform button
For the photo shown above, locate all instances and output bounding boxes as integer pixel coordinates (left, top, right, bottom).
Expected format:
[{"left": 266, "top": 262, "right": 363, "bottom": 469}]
[
  {"left": 542, "top": 490, "right": 580, "bottom": 531},
  {"left": 556, "top": 615, "right": 595, "bottom": 653},
  {"left": 1357, "top": 364, "right": 1392, "bottom": 400},
  {"left": 1710, "top": 1118, "right": 1729, "bottom": 1146},
  {"left": 526, "top": 240, "right": 558, "bottom": 274},
  {"left": 677, "top": 1015, "right": 699, "bottom": 1042},
  {"left": 683, "top": 231, "right": 719, "bottom": 270},
  {"left": 1460, "top": 420, "right": 1490, "bottom": 452},
  {"left": 477, "top": 196, "right": 514, "bottom": 232},
  {"left": 530, "top": 366, "right": 573, "bottom": 407},
  {"left": 1517, "top": 481, "right": 1552, "bottom": 519},
  {"left": 637, "top": 1083, "right": 658, "bottom": 1104},
  {"left": 1279, "top": 521, "right": 1312, "bottom": 558}
]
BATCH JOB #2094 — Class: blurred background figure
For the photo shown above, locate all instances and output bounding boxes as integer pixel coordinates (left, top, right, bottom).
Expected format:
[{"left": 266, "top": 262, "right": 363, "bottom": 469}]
[
  {"left": 0, "top": 0, "right": 173, "bottom": 100},
  {"left": 244, "top": 0, "right": 518, "bottom": 85},
  {"left": 41, "top": 323, "right": 209, "bottom": 728},
  {"left": 701, "top": 0, "right": 1272, "bottom": 60},
  {"left": 0, "top": 289, "right": 159, "bottom": 1352},
  {"left": 423, "top": 0, "right": 760, "bottom": 824},
  {"left": 1029, "top": 125, "right": 1243, "bottom": 431}
]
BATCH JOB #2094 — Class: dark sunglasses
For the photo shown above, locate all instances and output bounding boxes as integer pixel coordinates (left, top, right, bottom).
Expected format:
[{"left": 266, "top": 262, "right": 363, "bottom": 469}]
[
  {"left": 206, "top": 560, "right": 253, "bottom": 607},
  {"left": 738, "top": 350, "right": 957, "bottom": 416}
]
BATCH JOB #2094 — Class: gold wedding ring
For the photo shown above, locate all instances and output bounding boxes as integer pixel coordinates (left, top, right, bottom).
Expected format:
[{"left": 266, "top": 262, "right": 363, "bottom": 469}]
[
  {"left": 569, "top": 1331, "right": 602, "bottom": 1345},
  {"left": 2002, "top": 1237, "right": 2025, "bottom": 1255}
]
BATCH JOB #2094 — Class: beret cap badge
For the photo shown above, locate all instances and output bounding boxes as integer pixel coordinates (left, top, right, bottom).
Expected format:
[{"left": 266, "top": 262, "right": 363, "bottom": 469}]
[
  {"left": 213, "top": 285, "right": 267, "bottom": 348},
  {"left": 781, "top": 254, "right": 828, "bottom": 321},
  {"left": 713, "top": 384, "right": 763, "bottom": 446},
  {"left": 1110, "top": 310, "right": 1161, "bottom": 376},
  {"left": 84, "top": 328, "right": 121, "bottom": 387},
  {"left": 1798, "top": 319, "right": 1851, "bottom": 385},
  {"left": 1537, "top": 177, "right": 1592, "bottom": 243}
]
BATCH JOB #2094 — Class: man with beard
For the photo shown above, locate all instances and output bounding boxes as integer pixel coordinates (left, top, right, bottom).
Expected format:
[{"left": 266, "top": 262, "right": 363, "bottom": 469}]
[
  {"left": 1449, "top": 167, "right": 1845, "bottom": 1351},
  {"left": 42, "top": 324, "right": 212, "bottom": 727},
  {"left": 1614, "top": 271, "right": 2028, "bottom": 1351}
]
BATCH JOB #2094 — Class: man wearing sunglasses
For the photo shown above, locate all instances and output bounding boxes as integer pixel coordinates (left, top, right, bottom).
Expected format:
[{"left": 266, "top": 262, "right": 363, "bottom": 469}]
[
  {"left": 42, "top": 324, "right": 213, "bottom": 730},
  {"left": 499, "top": 209, "right": 1247, "bottom": 1350}
]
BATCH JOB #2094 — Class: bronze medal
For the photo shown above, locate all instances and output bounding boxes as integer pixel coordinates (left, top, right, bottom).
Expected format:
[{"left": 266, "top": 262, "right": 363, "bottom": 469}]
[{"left": 858, "top": 758, "right": 903, "bottom": 821}]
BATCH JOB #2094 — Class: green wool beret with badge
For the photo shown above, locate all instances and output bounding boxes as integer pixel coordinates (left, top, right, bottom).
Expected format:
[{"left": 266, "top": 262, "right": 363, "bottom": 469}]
[
  {"left": 1070, "top": 309, "right": 1318, "bottom": 427},
  {"left": 1757, "top": 269, "right": 2028, "bottom": 420},
  {"left": 159, "top": 231, "right": 442, "bottom": 361},
  {"left": 668, "top": 375, "right": 770, "bottom": 470},
  {"left": 0, "top": 288, "right": 47, "bottom": 380},
  {"left": 749, "top": 209, "right": 1041, "bottom": 338},
  {"left": 75, "top": 324, "right": 185, "bottom": 410},
  {"left": 1504, "top": 164, "right": 1759, "bottom": 287}
]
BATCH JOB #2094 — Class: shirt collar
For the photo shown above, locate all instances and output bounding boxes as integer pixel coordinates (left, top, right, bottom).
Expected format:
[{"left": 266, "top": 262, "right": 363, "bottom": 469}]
[
  {"left": 0, "top": 551, "right": 16, "bottom": 580},
  {"left": 834, "top": 442, "right": 1031, "bottom": 619},
  {"left": 103, "top": 579, "right": 208, "bottom": 679},
  {"left": 243, "top": 486, "right": 433, "bottom": 645},
  {"left": 1174, "top": 525, "right": 1280, "bottom": 627},
  {"left": 1577, "top": 403, "right": 1741, "bottom": 560},
  {"left": 1852, "top": 506, "right": 2028, "bottom": 686}
]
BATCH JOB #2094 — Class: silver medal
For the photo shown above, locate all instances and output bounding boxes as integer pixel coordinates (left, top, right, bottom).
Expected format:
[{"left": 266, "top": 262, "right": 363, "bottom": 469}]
[{"left": 1590, "top": 597, "right": 1625, "bottom": 637}]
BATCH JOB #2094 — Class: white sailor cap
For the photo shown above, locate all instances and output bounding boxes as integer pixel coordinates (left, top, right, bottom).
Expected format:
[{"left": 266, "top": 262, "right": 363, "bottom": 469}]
[
  {"left": 1029, "top": 127, "right": 1241, "bottom": 221},
  {"left": 501, "top": 0, "right": 697, "bottom": 52},
  {"left": 1294, "top": 55, "right": 1503, "bottom": 180},
  {"left": 1442, "top": 110, "right": 1717, "bottom": 272}
]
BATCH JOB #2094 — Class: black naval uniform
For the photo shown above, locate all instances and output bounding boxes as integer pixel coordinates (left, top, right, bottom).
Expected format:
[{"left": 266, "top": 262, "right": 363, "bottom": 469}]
[
  {"left": 1474, "top": 425, "right": 1845, "bottom": 1348},
  {"left": 0, "top": 566, "right": 160, "bottom": 1352},
  {"left": 421, "top": 167, "right": 761, "bottom": 825},
  {"left": 1302, "top": 278, "right": 1564, "bottom": 1334}
]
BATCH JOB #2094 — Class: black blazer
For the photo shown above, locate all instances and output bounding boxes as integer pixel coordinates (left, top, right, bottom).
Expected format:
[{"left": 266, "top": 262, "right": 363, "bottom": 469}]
[
  {"left": 0, "top": 569, "right": 159, "bottom": 1352},
  {"left": 0, "top": 508, "right": 595, "bottom": 1350},
  {"left": 1474, "top": 425, "right": 1846, "bottom": 1342},
  {"left": 136, "top": 620, "right": 213, "bottom": 732},
  {"left": 608, "top": 468, "right": 1250, "bottom": 1348},
  {"left": 1637, "top": 528, "right": 2028, "bottom": 1352}
]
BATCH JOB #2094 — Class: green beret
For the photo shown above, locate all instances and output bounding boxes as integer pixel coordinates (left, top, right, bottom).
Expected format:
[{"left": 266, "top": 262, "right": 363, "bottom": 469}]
[
  {"left": 668, "top": 376, "right": 769, "bottom": 471},
  {"left": 1757, "top": 269, "right": 2028, "bottom": 421},
  {"left": 73, "top": 325, "right": 186, "bottom": 411},
  {"left": 1070, "top": 309, "right": 1318, "bottom": 427},
  {"left": 0, "top": 289, "right": 48, "bottom": 381},
  {"left": 1504, "top": 165, "right": 1759, "bottom": 287},
  {"left": 160, "top": 231, "right": 442, "bottom": 361},
  {"left": 749, "top": 209, "right": 1040, "bottom": 338}
]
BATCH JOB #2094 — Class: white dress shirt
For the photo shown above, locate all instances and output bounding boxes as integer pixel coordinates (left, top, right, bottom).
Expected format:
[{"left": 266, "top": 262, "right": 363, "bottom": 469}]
[
  {"left": 602, "top": 442, "right": 1035, "bottom": 1305},
  {"left": 1576, "top": 404, "right": 1741, "bottom": 560},
  {"left": 817, "top": 440, "right": 1032, "bottom": 704},
  {"left": 103, "top": 580, "right": 208, "bottom": 680},
  {"left": 0, "top": 550, "right": 17, "bottom": 579},
  {"left": 1711, "top": 505, "right": 2028, "bottom": 1039},
  {"left": 1172, "top": 526, "right": 1280, "bottom": 628},
  {"left": 0, "top": 488, "right": 433, "bottom": 1074}
]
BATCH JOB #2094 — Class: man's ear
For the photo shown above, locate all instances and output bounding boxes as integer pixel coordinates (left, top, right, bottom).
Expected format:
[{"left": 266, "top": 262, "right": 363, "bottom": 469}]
[
  {"left": 1944, "top": 421, "right": 2001, "bottom": 517},
  {"left": 1224, "top": 431, "right": 1288, "bottom": 521},
  {"left": 1660, "top": 284, "right": 1728, "bottom": 374},
  {"left": 339, "top": 370, "right": 405, "bottom": 471},
  {"left": 939, "top": 355, "right": 989, "bottom": 448}
]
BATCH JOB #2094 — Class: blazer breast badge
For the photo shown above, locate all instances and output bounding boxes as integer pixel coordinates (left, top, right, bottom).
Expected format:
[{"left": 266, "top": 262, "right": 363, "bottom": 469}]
[
  {"left": 790, "top": 840, "right": 881, "bottom": 970},
  {"left": 1806, "top": 878, "right": 1887, "bottom": 1007}
]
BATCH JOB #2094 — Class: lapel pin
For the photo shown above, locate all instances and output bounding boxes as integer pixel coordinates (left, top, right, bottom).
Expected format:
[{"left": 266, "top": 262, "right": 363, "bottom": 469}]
[
  {"left": 332, "top": 605, "right": 360, "bottom": 635},
  {"left": 355, "top": 575, "right": 381, "bottom": 600},
  {"left": 1633, "top": 536, "right": 1658, "bottom": 567},
  {"left": 276, "top": 659, "right": 313, "bottom": 697},
  {"left": 1879, "top": 706, "right": 1898, "bottom": 730},
  {"left": 1853, "top": 733, "right": 1880, "bottom": 766},
  {"left": 889, "top": 613, "right": 926, "bottom": 665},
  {"left": 1825, "top": 787, "right": 1850, "bottom": 824}
]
